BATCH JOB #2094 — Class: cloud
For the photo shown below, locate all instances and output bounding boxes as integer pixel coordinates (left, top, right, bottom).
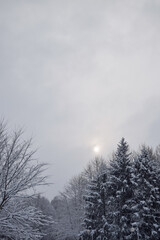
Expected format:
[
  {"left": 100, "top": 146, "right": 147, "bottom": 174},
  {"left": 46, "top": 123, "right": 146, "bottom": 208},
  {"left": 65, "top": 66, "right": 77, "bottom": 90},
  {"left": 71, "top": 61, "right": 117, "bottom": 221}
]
[{"left": 0, "top": 0, "right": 160, "bottom": 198}]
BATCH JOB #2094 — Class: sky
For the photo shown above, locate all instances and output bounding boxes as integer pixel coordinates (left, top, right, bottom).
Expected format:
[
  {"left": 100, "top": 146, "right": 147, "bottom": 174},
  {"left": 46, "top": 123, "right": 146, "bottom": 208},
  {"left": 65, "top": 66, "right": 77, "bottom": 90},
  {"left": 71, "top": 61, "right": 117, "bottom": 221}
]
[{"left": 1, "top": 0, "right": 160, "bottom": 199}]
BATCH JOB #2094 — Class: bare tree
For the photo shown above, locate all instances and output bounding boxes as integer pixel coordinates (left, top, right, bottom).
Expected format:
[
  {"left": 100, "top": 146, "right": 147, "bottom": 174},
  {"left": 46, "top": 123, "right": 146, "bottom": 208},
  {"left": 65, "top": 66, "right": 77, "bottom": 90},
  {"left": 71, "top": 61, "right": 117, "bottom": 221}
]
[
  {"left": 51, "top": 174, "right": 86, "bottom": 240},
  {"left": 82, "top": 157, "right": 107, "bottom": 181},
  {"left": 0, "top": 121, "right": 51, "bottom": 239}
]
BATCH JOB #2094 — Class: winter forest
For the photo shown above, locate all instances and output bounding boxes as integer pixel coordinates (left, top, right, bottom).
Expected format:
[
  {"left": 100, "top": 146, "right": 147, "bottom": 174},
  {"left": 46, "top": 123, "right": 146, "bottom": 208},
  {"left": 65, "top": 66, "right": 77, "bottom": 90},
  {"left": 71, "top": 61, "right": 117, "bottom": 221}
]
[
  {"left": 0, "top": 121, "right": 159, "bottom": 240},
  {"left": 1, "top": 0, "right": 160, "bottom": 239}
]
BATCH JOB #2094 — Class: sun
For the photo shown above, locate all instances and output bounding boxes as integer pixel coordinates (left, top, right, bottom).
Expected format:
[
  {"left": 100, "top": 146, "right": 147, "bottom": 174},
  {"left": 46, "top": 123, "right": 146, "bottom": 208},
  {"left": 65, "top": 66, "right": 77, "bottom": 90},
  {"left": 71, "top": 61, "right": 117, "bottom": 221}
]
[{"left": 93, "top": 145, "right": 100, "bottom": 154}]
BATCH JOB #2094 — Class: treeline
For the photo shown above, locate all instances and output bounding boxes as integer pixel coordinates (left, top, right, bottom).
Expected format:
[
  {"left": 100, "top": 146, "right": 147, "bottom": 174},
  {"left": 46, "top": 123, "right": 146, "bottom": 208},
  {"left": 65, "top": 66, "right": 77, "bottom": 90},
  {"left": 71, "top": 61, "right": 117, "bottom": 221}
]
[
  {"left": 48, "top": 138, "right": 160, "bottom": 240},
  {"left": 0, "top": 120, "right": 159, "bottom": 240},
  {"left": 79, "top": 139, "right": 160, "bottom": 240}
]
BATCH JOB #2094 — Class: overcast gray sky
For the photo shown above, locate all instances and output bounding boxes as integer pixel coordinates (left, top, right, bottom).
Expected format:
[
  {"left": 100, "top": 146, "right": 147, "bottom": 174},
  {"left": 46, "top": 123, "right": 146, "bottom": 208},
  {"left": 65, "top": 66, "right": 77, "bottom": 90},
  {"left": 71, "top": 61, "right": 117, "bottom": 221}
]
[{"left": 1, "top": 0, "right": 160, "bottom": 199}]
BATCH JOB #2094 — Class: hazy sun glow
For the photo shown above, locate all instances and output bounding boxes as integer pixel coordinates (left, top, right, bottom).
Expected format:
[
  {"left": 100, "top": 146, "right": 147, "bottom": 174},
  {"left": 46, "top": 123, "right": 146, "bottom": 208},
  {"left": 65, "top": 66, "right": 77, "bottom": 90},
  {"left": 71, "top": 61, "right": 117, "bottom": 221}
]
[{"left": 93, "top": 145, "right": 100, "bottom": 153}]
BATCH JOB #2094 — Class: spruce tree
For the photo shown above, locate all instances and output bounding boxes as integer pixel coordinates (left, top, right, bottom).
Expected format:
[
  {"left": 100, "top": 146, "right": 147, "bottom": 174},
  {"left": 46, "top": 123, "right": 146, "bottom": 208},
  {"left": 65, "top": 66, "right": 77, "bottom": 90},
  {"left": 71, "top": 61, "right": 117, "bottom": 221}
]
[
  {"left": 131, "top": 146, "right": 160, "bottom": 240},
  {"left": 81, "top": 171, "right": 107, "bottom": 240},
  {"left": 104, "top": 138, "right": 134, "bottom": 240}
]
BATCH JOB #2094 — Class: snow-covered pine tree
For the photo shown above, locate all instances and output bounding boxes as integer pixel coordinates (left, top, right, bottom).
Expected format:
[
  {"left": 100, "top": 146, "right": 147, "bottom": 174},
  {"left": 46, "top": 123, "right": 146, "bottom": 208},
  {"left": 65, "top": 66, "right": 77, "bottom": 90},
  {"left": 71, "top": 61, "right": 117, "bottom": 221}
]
[
  {"left": 131, "top": 146, "right": 160, "bottom": 240},
  {"left": 104, "top": 138, "right": 134, "bottom": 240},
  {"left": 81, "top": 168, "right": 107, "bottom": 239}
]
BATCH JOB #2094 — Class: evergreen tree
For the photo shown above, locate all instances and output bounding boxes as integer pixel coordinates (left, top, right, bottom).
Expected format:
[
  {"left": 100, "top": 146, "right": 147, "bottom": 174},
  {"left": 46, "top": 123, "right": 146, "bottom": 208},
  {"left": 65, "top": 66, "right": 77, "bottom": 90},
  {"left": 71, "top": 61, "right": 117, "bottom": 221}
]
[
  {"left": 131, "top": 146, "right": 160, "bottom": 240},
  {"left": 104, "top": 138, "right": 134, "bottom": 240},
  {"left": 81, "top": 170, "right": 107, "bottom": 240}
]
